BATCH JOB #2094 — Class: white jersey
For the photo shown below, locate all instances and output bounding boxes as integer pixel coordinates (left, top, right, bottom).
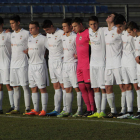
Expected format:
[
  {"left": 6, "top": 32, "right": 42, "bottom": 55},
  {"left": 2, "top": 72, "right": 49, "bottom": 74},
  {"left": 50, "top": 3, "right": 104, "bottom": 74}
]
[
  {"left": 28, "top": 34, "right": 47, "bottom": 65},
  {"left": 11, "top": 28, "right": 29, "bottom": 68},
  {"left": 46, "top": 28, "right": 64, "bottom": 61},
  {"left": 0, "top": 31, "right": 11, "bottom": 69},
  {"left": 121, "top": 30, "right": 136, "bottom": 67},
  {"left": 104, "top": 26, "right": 123, "bottom": 69},
  {"left": 62, "top": 32, "right": 77, "bottom": 63},
  {"left": 89, "top": 27, "right": 106, "bottom": 67}
]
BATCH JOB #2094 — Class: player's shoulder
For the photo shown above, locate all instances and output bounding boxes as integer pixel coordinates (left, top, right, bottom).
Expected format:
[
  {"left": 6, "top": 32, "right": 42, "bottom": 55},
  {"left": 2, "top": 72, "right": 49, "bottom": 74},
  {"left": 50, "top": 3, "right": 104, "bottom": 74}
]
[
  {"left": 71, "top": 31, "right": 76, "bottom": 37},
  {"left": 56, "top": 28, "right": 64, "bottom": 34},
  {"left": 21, "top": 29, "right": 29, "bottom": 34}
]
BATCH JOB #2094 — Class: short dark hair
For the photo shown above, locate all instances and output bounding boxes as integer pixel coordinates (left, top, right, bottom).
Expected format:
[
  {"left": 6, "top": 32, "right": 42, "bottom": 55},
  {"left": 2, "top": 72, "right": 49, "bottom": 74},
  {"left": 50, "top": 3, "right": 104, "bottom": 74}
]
[
  {"left": 111, "top": 12, "right": 119, "bottom": 23},
  {"left": 88, "top": 16, "right": 98, "bottom": 22},
  {"left": 114, "top": 14, "right": 126, "bottom": 25},
  {"left": 62, "top": 18, "right": 72, "bottom": 26},
  {"left": 126, "top": 21, "right": 139, "bottom": 30},
  {"left": 10, "top": 15, "right": 20, "bottom": 22},
  {"left": 42, "top": 20, "right": 53, "bottom": 28},
  {"left": 72, "top": 17, "right": 83, "bottom": 25},
  {"left": 29, "top": 21, "right": 39, "bottom": 27},
  {"left": 0, "top": 16, "right": 4, "bottom": 25}
]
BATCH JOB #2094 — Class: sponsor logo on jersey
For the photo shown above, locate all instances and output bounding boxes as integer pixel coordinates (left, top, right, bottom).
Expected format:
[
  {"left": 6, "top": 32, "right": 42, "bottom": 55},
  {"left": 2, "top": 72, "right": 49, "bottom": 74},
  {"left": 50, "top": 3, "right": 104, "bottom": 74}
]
[
  {"left": 36, "top": 40, "right": 38, "bottom": 43},
  {"left": 79, "top": 36, "right": 82, "bottom": 40},
  {"left": 2, "top": 36, "right": 4, "bottom": 40}
]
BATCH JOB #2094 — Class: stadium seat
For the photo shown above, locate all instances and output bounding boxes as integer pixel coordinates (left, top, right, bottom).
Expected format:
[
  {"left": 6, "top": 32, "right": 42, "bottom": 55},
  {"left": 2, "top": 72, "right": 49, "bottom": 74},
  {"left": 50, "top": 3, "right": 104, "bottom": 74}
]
[
  {"left": 27, "top": 6, "right": 31, "bottom": 13},
  {"left": 48, "top": 0, "right": 56, "bottom": 3},
  {"left": 18, "top": 0, "right": 25, "bottom": 3},
  {"left": 0, "top": 0, "right": 8, "bottom": 3},
  {"left": 2, "top": 6, "right": 11, "bottom": 13},
  {"left": 40, "top": 0, "right": 49, "bottom": 3},
  {"left": 44, "top": 6, "right": 52, "bottom": 13},
  {"left": 80, "top": 0, "right": 88, "bottom": 4},
  {"left": 19, "top": 6, "right": 28, "bottom": 13},
  {"left": 24, "top": 0, "right": 32, "bottom": 3},
  {"left": 0, "top": 7, "right": 2, "bottom": 13},
  {"left": 32, "top": 0, "right": 40, "bottom": 3},
  {"left": 88, "top": 0, "right": 97, "bottom": 3},
  {"left": 11, "top": 6, "right": 19, "bottom": 13},
  {"left": 65, "top": 0, "right": 74, "bottom": 4},
  {"left": 77, "top": 6, "right": 84, "bottom": 13},
  {"left": 68, "top": 6, "right": 77, "bottom": 13},
  {"left": 52, "top": 6, "right": 62, "bottom": 13},
  {"left": 84, "top": 6, "right": 94, "bottom": 13},
  {"left": 7, "top": 0, "right": 17, "bottom": 3},
  {"left": 57, "top": 0, "right": 65, "bottom": 3},
  {"left": 73, "top": 0, "right": 81, "bottom": 4},
  {"left": 96, "top": 6, "right": 101, "bottom": 13},
  {"left": 100, "top": 6, "right": 108, "bottom": 13},
  {"left": 37, "top": 6, "right": 44, "bottom": 13}
]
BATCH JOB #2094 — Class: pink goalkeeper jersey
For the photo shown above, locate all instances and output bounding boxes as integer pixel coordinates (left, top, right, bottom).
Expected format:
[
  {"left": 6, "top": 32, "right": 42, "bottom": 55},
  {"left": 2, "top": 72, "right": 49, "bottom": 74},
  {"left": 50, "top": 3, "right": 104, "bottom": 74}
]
[{"left": 76, "top": 29, "right": 90, "bottom": 69}]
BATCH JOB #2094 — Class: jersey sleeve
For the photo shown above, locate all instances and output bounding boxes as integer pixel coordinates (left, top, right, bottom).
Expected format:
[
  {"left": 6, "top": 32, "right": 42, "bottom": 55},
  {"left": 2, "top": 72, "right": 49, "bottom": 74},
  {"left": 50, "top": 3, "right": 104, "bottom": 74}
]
[
  {"left": 7, "top": 32, "right": 11, "bottom": 43},
  {"left": 44, "top": 37, "right": 49, "bottom": 49}
]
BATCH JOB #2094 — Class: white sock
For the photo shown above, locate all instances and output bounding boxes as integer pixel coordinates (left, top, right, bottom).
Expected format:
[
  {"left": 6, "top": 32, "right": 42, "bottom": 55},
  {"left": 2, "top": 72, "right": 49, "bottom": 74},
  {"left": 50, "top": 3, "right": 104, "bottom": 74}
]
[
  {"left": 0, "top": 91, "right": 3, "bottom": 110},
  {"left": 41, "top": 93, "right": 48, "bottom": 112},
  {"left": 101, "top": 93, "right": 107, "bottom": 113},
  {"left": 77, "top": 91, "right": 83, "bottom": 112},
  {"left": 121, "top": 92, "right": 126, "bottom": 113},
  {"left": 22, "top": 86, "right": 31, "bottom": 110},
  {"left": 136, "top": 90, "right": 140, "bottom": 112},
  {"left": 8, "top": 90, "right": 14, "bottom": 108},
  {"left": 13, "top": 87, "right": 21, "bottom": 111},
  {"left": 94, "top": 92, "right": 102, "bottom": 113},
  {"left": 126, "top": 90, "right": 134, "bottom": 112},
  {"left": 62, "top": 90, "right": 67, "bottom": 112},
  {"left": 54, "top": 89, "right": 62, "bottom": 113},
  {"left": 107, "top": 93, "right": 116, "bottom": 113},
  {"left": 66, "top": 92, "right": 73, "bottom": 113},
  {"left": 32, "top": 93, "right": 40, "bottom": 112}
]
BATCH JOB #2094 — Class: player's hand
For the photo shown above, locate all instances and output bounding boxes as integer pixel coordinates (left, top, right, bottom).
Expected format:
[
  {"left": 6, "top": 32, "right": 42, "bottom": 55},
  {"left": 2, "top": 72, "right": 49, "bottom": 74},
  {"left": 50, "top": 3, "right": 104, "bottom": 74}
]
[
  {"left": 23, "top": 49, "right": 28, "bottom": 54},
  {"left": 135, "top": 56, "right": 140, "bottom": 64},
  {"left": 74, "top": 54, "right": 77, "bottom": 59},
  {"left": 5, "top": 29, "right": 10, "bottom": 33}
]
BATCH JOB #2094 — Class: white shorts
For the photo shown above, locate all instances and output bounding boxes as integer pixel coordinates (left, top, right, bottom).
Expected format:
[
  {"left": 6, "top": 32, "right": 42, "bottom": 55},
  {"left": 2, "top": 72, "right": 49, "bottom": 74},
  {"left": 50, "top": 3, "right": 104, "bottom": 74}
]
[
  {"left": 10, "top": 66, "right": 29, "bottom": 86},
  {"left": 49, "top": 60, "right": 63, "bottom": 84},
  {"left": 63, "top": 63, "right": 78, "bottom": 88},
  {"left": 122, "top": 67, "right": 137, "bottom": 84},
  {"left": 105, "top": 67, "right": 123, "bottom": 85},
  {"left": 0, "top": 68, "right": 10, "bottom": 85},
  {"left": 29, "top": 63, "right": 49, "bottom": 89},
  {"left": 90, "top": 66, "right": 105, "bottom": 89}
]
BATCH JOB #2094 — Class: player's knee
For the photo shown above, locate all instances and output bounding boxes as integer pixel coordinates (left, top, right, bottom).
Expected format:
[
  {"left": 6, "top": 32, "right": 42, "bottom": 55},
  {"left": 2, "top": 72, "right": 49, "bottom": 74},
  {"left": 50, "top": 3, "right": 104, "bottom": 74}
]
[
  {"left": 6, "top": 84, "right": 13, "bottom": 91},
  {"left": 105, "top": 85, "right": 113, "bottom": 93},
  {"left": 94, "top": 88, "right": 100, "bottom": 92},
  {"left": 66, "top": 87, "right": 72, "bottom": 93},
  {"left": 125, "top": 84, "right": 132, "bottom": 91}
]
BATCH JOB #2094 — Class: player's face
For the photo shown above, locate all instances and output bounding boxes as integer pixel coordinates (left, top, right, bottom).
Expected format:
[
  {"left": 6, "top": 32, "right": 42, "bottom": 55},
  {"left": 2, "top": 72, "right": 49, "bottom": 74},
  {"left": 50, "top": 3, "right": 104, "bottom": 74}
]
[
  {"left": 29, "top": 24, "right": 39, "bottom": 35},
  {"left": 72, "top": 22, "right": 82, "bottom": 33},
  {"left": 106, "top": 14, "right": 115, "bottom": 23},
  {"left": 43, "top": 25, "right": 53, "bottom": 34},
  {"left": 10, "top": 20, "right": 20, "bottom": 31},
  {"left": 89, "top": 20, "right": 99, "bottom": 32},
  {"left": 126, "top": 28, "right": 136, "bottom": 37},
  {"left": 116, "top": 24, "right": 125, "bottom": 34},
  {"left": 62, "top": 23, "right": 72, "bottom": 33}
]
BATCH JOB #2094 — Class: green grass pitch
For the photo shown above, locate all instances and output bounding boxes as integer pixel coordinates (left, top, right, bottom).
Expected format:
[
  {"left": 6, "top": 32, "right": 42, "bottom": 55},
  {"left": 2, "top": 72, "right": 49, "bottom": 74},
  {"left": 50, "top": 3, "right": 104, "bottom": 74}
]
[{"left": 0, "top": 84, "right": 140, "bottom": 140}]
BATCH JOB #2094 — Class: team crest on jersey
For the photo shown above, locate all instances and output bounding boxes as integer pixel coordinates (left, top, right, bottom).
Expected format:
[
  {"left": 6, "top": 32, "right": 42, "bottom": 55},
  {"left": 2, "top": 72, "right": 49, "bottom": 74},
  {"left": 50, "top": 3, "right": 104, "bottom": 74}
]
[
  {"left": 112, "top": 33, "right": 114, "bottom": 37},
  {"left": 20, "top": 35, "right": 22, "bottom": 39},
  {"left": 55, "top": 36, "right": 57, "bottom": 40},
  {"left": 36, "top": 40, "right": 38, "bottom": 43},
  {"left": 69, "top": 39, "right": 72, "bottom": 43},
  {"left": 95, "top": 33, "right": 98, "bottom": 37},
  {"left": 79, "top": 36, "right": 82, "bottom": 40},
  {"left": 2, "top": 36, "right": 4, "bottom": 40}
]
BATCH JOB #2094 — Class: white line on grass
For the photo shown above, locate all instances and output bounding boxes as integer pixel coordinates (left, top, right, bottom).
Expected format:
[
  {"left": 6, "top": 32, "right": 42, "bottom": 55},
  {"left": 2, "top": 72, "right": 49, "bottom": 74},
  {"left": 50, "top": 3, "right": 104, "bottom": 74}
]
[{"left": 0, "top": 115, "right": 140, "bottom": 126}]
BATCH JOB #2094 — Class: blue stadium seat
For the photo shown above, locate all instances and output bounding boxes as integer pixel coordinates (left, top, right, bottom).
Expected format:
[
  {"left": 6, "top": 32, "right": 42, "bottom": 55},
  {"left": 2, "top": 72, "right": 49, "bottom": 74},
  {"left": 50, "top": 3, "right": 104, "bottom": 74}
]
[
  {"left": 0, "top": 0, "right": 8, "bottom": 3},
  {"left": 33, "top": 0, "right": 41, "bottom": 3},
  {"left": 11, "top": 6, "right": 19, "bottom": 13},
  {"left": 88, "top": 0, "right": 97, "bottom": 3},
  {"left": 80, "top": 0, "right": 88, "bottom": 3},
  {"left": 68, "top": 6, "right": 77, "bottom": 13},
  {"left": 24, "top": 0, "right": 32, "bottom": 3},
  {"left": 8, "top": 0, "right": 17, "bottom": 3},
  {"left": 77, "top": 6, "right": 84, "bottom": 13},
  {"left": 0, "top": 7, "right": 2, "bottom": 13},
  {"left": 52, "top": 6, "right": 62, "bottom": 13},
  {"left": 57, "top": 0, "right": 65, "bottom": 3},
  {"left": 48, "top": 0, "right": 56, "bottom": 3},
  {"left": 64, "top": 6, "right": 69, "bottom": 13},
  {"left": 2, "top": 6, "right": 11, "bottom": 13},
  {"left": 73, "top": 0, "right": 81, "bottom": 4},
  {"left": 37, "top": 6, "right": 44, "bottom": 13},
  {"left": 44, "top": 6, "right": 52, "bottom": 13},
  {"left": 27, "top": 6, "right": 31, "bottom": 13},
  {"left": 40, "top": 0, "right": 49, "bottom": 3},
  {"left": 18, "top": 0, "right": 25, "bottom": 3},
  {"left": 65, "top": 0, "right": 74, "bottom": 4},
  {"left": 84, "top": 6, "right": 94, "bottom": 13},
  {"left": 96, "top": 6, "right": 101, "bottom": 13},
  {"left": 19, "top": 6, "right": 28, "bottom": 13},
  {"left": 100, "top": 6, "right": 108, "bottom": 13}
]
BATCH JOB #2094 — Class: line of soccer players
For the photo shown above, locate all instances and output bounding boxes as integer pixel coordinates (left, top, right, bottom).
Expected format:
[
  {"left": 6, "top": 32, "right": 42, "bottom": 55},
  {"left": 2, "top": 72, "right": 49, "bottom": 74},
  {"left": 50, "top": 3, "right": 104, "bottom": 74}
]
[{"left": 1, "top": 13, "right": 140, "bottom": 119}]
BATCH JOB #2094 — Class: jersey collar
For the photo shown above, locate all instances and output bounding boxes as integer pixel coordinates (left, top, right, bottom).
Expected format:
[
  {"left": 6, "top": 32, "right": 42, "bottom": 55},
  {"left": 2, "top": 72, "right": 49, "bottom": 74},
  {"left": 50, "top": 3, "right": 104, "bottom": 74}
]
[{"left": 14, "top": 28, "right": 23, "bottom": 33}]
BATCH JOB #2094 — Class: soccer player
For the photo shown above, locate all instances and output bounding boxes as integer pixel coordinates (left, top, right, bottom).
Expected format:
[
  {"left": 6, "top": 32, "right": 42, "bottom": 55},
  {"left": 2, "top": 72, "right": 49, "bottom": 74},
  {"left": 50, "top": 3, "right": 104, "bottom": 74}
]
[
  {"left": 72, "top": 17, "right": 95, "bottom": 117},
  {"left": 103, "top": 13, "right": 126, "bottom": 118},
  {"left": 0, "top": 17, "right": 14, "bottom": 114},
  {"left": 57, "top": 18, "right": 83, "bottom": 117},
  {"left": 25, "top": 21, "right": 49, "bottom": 116},
  {"left": 114, "top": 15, "right": 140, "bottom": 119},
  {"left": 42, "top": 20, "right": 66, "bottom": 116},
  {"left": 126, "top": 21, "right": 140, "bottom": 119},
  {"left": 87, "top": 16, "right": 107, "bottom": 118},
  {"left": 7, "top": 15, "right": 31, "bottom": 115}
]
